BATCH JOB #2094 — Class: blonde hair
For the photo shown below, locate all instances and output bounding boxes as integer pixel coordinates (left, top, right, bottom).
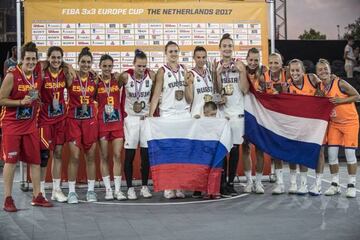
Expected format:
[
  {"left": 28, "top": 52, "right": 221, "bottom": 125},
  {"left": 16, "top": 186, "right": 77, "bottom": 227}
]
[
  {"left": 288, "top": 59, "right": 305, "bottom": 71},
  {"left": 316, "top": 58, "right": 331, "bottom": 71}
]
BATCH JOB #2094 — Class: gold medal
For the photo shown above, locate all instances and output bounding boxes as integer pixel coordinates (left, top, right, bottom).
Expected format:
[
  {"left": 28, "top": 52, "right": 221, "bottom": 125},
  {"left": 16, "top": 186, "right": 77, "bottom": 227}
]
[
  {"left": 212, "top": 93, "right": 222, "bottom": 103},
  {"left": 223, "top": 84, "right": 234, "bottom": 96},
  {"left": 203, "top": 94, "right": 213, "bottom": 103},
  {"left": 175, "top": 90, "right": 184, "bottom": 101}
]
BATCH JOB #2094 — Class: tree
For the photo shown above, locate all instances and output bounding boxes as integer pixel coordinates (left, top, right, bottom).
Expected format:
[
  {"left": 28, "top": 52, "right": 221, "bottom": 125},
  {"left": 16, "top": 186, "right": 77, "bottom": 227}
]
[
  {"left": 343, "top": 17, "right": 360, "bottom": 40},
  {"left": 298, "top": 28, "right": 326, "bottom": 40}
]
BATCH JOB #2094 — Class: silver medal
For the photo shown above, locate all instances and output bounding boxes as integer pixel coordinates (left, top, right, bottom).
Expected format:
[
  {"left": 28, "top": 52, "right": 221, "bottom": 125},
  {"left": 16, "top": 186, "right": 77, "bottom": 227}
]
[
  {"left": 105, "top": 104, "right": 114, "bottom": 115},
  {"left": 52, "top": 98, "right": 60, "bottom": 111},
  {"left": 29, "top": 88, "right": 38, "bottom": 100}
]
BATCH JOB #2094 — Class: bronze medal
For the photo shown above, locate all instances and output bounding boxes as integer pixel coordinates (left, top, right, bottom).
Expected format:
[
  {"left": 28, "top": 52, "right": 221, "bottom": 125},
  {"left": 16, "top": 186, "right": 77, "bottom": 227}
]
[
  {"left": 223, "top": 84, "right": 234, "bottom": 96},
  {"left": 133, "top": 101, "right": 143, "bottom": 113},
  {"left": 175, "top": 90, "right": 184, "bottom": 101}
]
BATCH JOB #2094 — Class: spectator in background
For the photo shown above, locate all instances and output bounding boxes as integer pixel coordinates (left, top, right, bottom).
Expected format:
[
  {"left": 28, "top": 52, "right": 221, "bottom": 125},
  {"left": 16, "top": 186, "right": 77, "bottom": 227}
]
[
  {"left": 3, "top": 46, "right": 18, "bottom": 75},
  {"left": 344, "top": 36, "right": 356, "bottom": 78},
  {"left": 353, "top": 46, "right": 360, "bottom": 76}
]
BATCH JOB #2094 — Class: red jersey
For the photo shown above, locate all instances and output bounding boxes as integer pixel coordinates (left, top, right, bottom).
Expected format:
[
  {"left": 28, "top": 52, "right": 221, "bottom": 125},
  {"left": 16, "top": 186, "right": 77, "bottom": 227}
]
[
  {"left": 38, "top": 68, "right": 67, "bottom": 126},
  {"left": 97, "top": 74, "right": 123, "bottom": 131},
  {"left": 67, "top": 74, "right": 97, "bottom": 119},
  {"left": 0, "top": 63, "right": 43, "bottom": 135}
]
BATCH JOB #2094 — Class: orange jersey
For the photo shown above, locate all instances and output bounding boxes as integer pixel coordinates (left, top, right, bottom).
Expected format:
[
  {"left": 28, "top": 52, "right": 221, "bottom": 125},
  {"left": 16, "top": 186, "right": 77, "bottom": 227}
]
[
  {"left": 263, "top": 70, "right": 287, "bottom": 94},
  {"left": 247, "top": 72, "right": 260, "bottom": 91},
  {"left": 287, "top": 74, "right": 317, "bottom": 96},
  {"left": 321, "top": 78, "right": 359, "bottom": 124}
]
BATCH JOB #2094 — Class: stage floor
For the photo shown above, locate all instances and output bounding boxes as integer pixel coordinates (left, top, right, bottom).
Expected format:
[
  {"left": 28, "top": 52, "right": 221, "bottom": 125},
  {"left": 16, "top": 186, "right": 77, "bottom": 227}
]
[{"left": 1, "top": 163, "right": 360, "bottom": 240}]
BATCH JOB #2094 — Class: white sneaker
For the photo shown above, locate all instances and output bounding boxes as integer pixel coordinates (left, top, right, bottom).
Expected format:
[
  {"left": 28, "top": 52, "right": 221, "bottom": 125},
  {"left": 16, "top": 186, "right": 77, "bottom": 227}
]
[
  {"left": 346, "top": 184, "right": 356, "bottom": 198},
  {"left": 164, "top": 190, "right": 176, "bottom": 199},
  {"left": 114, "top": 191, "right": 127, "bottom": 201},
  {"left": 105, "top": 189, "right": 114, "bottom": 200},
  {"left": 297, "top": 184, "right": 308, "bottom": 195},
  {"left": 175, "top": 190, "right": 186, "bottom": 198},
  {"left": 51, "top": 189, "right": 68, "bottom": 202},
  {"left": 288, "top": 182, "right": 297, "bottom": 194},
  {"left": 324, "top": 182, "right": 341, "bottom": 196},
  {"left": 272, "top": 183, "right": 285, "bottom": 195},
  {"left": 127, "top": 187, "right": 138, "bottom": 200},
  {"left": 243, "top": 182, "right": 253, "bottom": 193},
  {"left": 254, "top": 182, "right": 265, "bottom": 194},
  {"left": 140, "top": 186, "right": 152, "bottom": 198},
  {"left": 309, "top": 184, "right": 322, "bottom": 196}
]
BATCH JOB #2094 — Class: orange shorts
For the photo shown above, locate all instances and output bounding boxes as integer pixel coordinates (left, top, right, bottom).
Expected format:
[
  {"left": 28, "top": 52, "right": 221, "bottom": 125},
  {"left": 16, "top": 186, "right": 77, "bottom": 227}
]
[
  {"left": 327, "top": 122, "right": 359, "bottom": 148},
  {"left": 40, "top": 121, "right": 66, "bottom": 150}
]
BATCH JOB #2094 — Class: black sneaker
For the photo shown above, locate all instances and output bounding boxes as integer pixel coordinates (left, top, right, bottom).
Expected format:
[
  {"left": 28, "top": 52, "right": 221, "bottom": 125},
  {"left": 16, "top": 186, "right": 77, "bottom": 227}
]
[
  {"left": 220, "top": 186, "right": 232, "bottom": 198},
  {"left": 192, "top": 191, "right": 202, "bottom": 198},
  {"left": 226, "top": 184, "right": 238, "bottom": 196}
]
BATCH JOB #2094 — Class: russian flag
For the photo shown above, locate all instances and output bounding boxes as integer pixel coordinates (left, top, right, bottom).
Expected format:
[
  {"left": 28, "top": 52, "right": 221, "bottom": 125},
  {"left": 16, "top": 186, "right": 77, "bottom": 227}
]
[
  {"left": 144, "top": 118, "right": 232, "bottom": 194},
  {"left": 244, "top": 89, "right": 334, "bottom": 169}
]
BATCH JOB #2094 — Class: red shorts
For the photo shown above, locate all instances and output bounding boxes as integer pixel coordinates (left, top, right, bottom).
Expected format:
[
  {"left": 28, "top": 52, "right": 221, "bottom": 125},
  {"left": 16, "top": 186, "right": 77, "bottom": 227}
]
[
  {"left": 40, "top": 121, "right": 66, "bottom": 150},
  {"left": 99, "top": 130, "right": 124, "bottom": 141},
  {"left": 66, "top": 118, "right": 98, "bottom": 151},
  {"left": 2, "top": 131, "right": 41, "bottom": 164},
  {"left": 98, "top": 118, "right": 124, "bottom": 141}
]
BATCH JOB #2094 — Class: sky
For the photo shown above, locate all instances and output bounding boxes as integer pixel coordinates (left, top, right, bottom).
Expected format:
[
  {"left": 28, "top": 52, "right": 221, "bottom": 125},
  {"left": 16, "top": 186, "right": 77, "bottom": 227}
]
[{"left": 285, "top": 0, "right": 360, "bottom": 39}]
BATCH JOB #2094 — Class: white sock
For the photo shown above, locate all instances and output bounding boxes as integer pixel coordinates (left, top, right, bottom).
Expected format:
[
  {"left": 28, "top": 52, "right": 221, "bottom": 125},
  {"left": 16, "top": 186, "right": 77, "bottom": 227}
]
[
  {"left": 245, "top": 171, "right": 253, "bottom": 183},
  {"left": 300, "top": 172, "right": 307, "bottom": 185},
  {"left": 68, "top": 181, "right": 76, "bottom": 193},
  {"left": 114, "top": 176, "right": 122, "bottom": 192},
  {"left": 315, "top": 173, "right": 322, "bottom": 186},
  {"left": 331, "top": 173, "right": 339, "bottom": 184},
  {"left": 53, "top": 179, "right": 61, "bottom": 191},
  {"left": 88, "top": 180, "right": 95, "bottom": 192},
  {"left": 290, "top": 170, "right": 297, "bottom": 184},
  {"left": 102, "top": 175, "right": 112, "bottom": 191},
  {"left": 348, "top": 175, "right": 356, "bottom": 185},
  {"left": 40, "top": 181, "right": 45, "bottom": 193},
  {"left": 255, "top": 172, "right": 263, "bottom": 184},
  {"left": 275, "top": 169, "right": 283, "bottom": 184}
]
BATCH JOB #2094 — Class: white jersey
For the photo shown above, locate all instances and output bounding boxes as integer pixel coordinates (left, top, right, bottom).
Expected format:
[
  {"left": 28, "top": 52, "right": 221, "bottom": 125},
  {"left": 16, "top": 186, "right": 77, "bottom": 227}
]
[
  {"left": 159, "top": 64, "right": 190, "bottom": 116},
  {"left": 190, "top": 68, "right": 214, "bottom": 117},
  {"left": 124, "top": 69, "right": 152, "bottom": 116},
  {"left": 219, "top": 61, "right": 244, "bottom": 117}
]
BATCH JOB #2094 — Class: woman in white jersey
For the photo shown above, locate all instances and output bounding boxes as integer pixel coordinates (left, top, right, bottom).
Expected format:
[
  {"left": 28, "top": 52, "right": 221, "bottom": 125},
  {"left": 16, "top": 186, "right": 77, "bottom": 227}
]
[
  {"left": 120, "top": 49, "right": 155, "bottom": 200},
  {"left": 216, "top": 33, "right": 248, "bottom": 197},
  {"left": 150, "top": 41, "right": 191, "bottom": 199}
]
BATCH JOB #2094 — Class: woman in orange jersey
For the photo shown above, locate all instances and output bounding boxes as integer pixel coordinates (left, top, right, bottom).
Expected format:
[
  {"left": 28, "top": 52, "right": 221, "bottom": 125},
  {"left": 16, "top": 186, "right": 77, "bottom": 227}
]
[
  {"left": 0, "top": 42, "right": 52, "bottom": 212},
  {"left": 97, "top": 54, "right": 127, "bottom": 201},
  {"left": 286, "top": 59, "right": 324, "bottom": 195},
  {"left": 65, "top": 47, "right": 99, "bottom": 204},
  {"left": 316, "top": 59, "right": 360, "bottom": 198}
]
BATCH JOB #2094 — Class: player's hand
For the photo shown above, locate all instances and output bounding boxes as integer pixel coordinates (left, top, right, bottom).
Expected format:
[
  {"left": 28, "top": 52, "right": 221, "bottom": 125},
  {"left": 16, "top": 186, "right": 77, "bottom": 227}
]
[
  {"left": 329, "top": 97, "right": 343, "bottom": 105},
  {"left": 21, "top": 95, "right": 33, "bottom": 105}
]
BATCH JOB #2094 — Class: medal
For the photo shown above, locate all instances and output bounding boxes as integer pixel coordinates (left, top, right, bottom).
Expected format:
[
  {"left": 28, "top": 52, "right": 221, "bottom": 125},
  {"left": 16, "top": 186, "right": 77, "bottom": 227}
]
[
  {"left": 212, "top": 93, "right": 222, "bottom": 103},
  {"left": 168, "top": 64, "right": 185, "bottom": 101},
  {"left": 81, "top": 103, "right": 88, "bottom": 115},
  {"left": 52, "top": 97, "right": 60, "bottom": 111},
  {"left": 133, "top": 73, "right": 146, "bottom": 112},
  {"left": 22, "top": 70, "right": 38, "bottom": 100},
  {"left": 29, "top": 88, "right": 39, "bottom": 100},
  {"left": 133, "top": 101, "right": 144, "bottom": 113},
  {"left": 223, "top": 84, "right": 234, "bottom": 96},
  {"left": 175, "top": 90, "right": 184, "bottom": 101},
  {"left": 203, "top": 94, "right": 213, "bottom": 103},
  {"left": 104, "top": 104, "right": 114, "bottom": 115}
]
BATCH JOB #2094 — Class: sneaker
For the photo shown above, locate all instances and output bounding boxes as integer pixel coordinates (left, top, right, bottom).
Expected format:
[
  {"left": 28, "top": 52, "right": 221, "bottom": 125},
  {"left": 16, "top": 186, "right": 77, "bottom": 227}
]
[
  {"left": 127, "top": 187, "right": 138, "bottom": 200},
  {"left": 175, "top": 190, "right": 186, "bottom": 198},
  {"left": 288, "top": 182, "right": 297, "bottom": 194},
  {"left": 226, "top": 184, "right": 238, "bottom": 196},
  {"left": 272, "top": 183, "right": 285, "bottom": 195},
  {"left": 51, "top": 189, "right": 68, "bottom": 203},
  {"left": 243, "top": 182, "right": 253, "bottom": 193},
  {"left": 140, "top": 186, "right": 152, "bottom": 198},
  {"left": 41, "top": 191, "right": 48, "bottom": 201},
  {"left": 3, "top": 196, "right": 17, "bottom": 212},
  {"left": 105, "top": 189, "right": 114, "bottom": 200},
  {"left": 114, "top": 191, "right": 127, "bottom": 201},
  {"left": 346, "top": 184, "right": 356, "bottom": 198},
  {"left": 31, "top": 193, "right": 53, "bottom": 207},
  {"left": 297, "top": 184, "right": 308, "bottom": 195},
  {"left": 324, "top": 182, "right": 341, "bottom": 196},
  {"left": 254, "top": 182, "right": 265, "bottom": 194},
  {"left": 164, "top": 190, "right": 176, "bottom": 199},
  {"left": 86, "top": 191, "right": 98, "bottom": 202},
  {"left": 309, "top": 184, "right": 322, "bottom": 196},
  {"left": 67, "top": 192, "right": 79, "bottom": 204},
  {"left": 220, "top": 185, "right": 232, "bottom": 198},
  {"left": 192, "top": 191, "right": 202, "bottom": 198}
]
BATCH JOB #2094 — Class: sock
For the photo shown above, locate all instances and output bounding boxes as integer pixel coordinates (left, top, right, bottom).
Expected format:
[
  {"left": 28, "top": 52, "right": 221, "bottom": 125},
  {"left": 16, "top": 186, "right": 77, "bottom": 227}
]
[
  {"left": 40, "top": 181, "right": 45, "bottom": 194},
  {"left": 114, "top": 176, "right": 122, "bottom": 192},
  {"left": 88, "top": 180, "right": 95, "bottom": 192},
  {"left": 348, "top": 175, "right": 356, "bottom": 185},
  {"left": 300, "top": 172, "right": 307, "bottom": 185},
  {"left": 245, "top": 170, "right": 253, "bottom": 183},
  {"left": 315, "top": 173, "right": 322, "bottom": 186},
  {"left": 290, "top": 170, "right": 297, "bottom": 184},
  {"left": 69, "top": 181, "right": 76, "bottom": 193},
  {"left": 275, "top": 169, "right": 283, "bottom": 184},
  {"left": 53, "top": 179, "right": 61, "bottom": 191},
  {"left": 255, "top": 172, "right": 263, "bottom": 184},
  {"left": 331, "top": 173, "right": 339, "bottom": 184},
  {"left": 102, "top": 175, "right": 111, "bottom": 191}
]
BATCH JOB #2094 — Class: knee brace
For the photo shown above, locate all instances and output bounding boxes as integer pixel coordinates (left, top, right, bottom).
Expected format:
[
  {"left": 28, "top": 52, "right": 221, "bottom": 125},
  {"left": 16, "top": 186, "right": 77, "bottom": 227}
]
[
  {"left": 328, "top": 147, "right": 339, "bottom": 165},
  {"left": 40, "top": 149, "right": 50, "bottom": 168},
  {"left": 345, "top": 148, "right": 357, "bottom": 165}
]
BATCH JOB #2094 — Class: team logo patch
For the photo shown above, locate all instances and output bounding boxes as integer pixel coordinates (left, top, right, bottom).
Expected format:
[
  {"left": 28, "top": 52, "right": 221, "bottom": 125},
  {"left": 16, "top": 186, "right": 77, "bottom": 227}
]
[
  {"left": 146, "top": 80, "right": 149, "bottom": 87},
  {"left": 197, "top": 77, "right": 201, "bottom": 82},
  {"left": 16, "top": 106, "right": 33, "bottom": 120},
  {"left": 167, "top": 72, "right": 172, "bottom": 78},
  {"left": 103, "top": 109, "right": 121, "bottom": 123}
]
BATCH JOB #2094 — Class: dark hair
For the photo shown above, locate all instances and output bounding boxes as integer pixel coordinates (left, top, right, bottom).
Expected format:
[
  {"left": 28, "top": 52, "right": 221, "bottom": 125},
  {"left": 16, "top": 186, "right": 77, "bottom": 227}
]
[
  {"left": 133, "top": 49, "right": 147, "bottom": 63},
  {"left": 78, "top": 47, "right": 93, "bottom": 62},
  {"left": 219, "top": 33, "right": 233, "bottom": 47},
  {"left": 47, "top": 46, "right": 64, "bottom": 58},
  {"left": 246, "top": 48, "right": 260, "bottom": 58},
  {"left": 193, "top": 46, "right": 207, "bottom": 56},
  {"left": 21, "top": 41, "right": 38, "bottom": 60},
  {"left": 347, "top": 36, "right": 354, "bottom": 41},
  {"left": 165, "top": 41, "right": 179, "bottom": 52},
  {"left": 203, "top": 101, "right": 218, "bottom": 111},
  {"left": 99, "top": 54, "right": 114, "bottom": 65}
]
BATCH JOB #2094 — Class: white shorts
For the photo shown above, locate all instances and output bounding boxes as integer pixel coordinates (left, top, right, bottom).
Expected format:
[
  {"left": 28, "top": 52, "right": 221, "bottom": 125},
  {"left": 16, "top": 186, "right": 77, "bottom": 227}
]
[
  {"left": 124, "top": 115, "right": 147, "bottom": 149},
  {"left": 160, "top": 110, "right": 191, "bottom": 119},
  {"left": 229, "top": 116, "right": 244, "bottom": 145}
]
